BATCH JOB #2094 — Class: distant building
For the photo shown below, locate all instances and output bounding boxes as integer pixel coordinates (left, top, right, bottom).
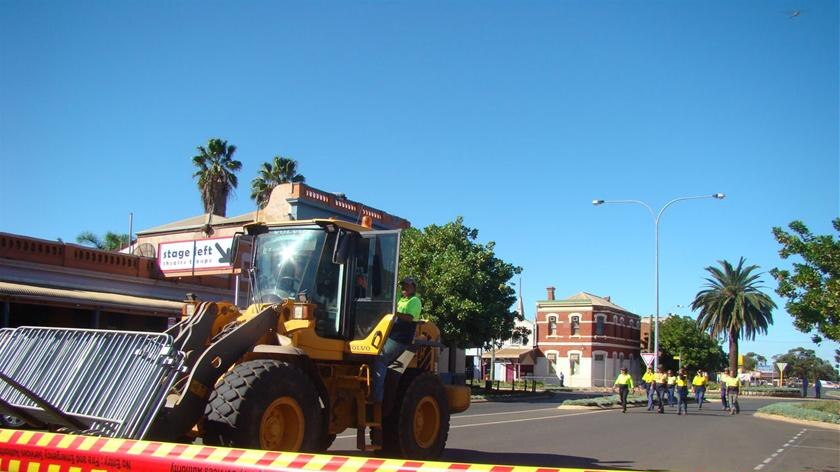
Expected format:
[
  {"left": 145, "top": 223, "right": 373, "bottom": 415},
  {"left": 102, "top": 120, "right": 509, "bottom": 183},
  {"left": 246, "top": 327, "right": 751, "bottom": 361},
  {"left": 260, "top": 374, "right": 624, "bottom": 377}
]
[
  {"left": 534, "top": 288, "right": 641, "bottom": 387},
  {"left": 480, "top": 317, "right": 540, "bottom": 383}
]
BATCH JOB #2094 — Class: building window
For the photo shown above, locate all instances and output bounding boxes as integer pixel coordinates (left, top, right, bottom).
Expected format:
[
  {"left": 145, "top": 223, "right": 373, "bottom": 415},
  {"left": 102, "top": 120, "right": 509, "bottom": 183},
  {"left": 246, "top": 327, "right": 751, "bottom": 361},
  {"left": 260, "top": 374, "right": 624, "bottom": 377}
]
[
  {"left": 570, "top": 316, "right": 580, "bottom": 335},
  {"left": 595, "top": 316, "right": 605, "bottom": 336},
  {"left": 594, "top": 353, "right": 605, "bottom": 362},
  {"left": 548, "top": 316, "right": 557, "bottom": 336},
  {"left": 547, "top": 353, "right": 557, "bottom": 374},
  {"left": 570, "top": 353, "right": 580, "bottom": 375}
]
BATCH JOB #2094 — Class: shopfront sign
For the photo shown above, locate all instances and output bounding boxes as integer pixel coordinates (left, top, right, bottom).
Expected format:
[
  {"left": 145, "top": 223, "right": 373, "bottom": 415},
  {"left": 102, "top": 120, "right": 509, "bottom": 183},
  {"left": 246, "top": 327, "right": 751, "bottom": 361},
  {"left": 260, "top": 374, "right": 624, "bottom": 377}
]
[{"left": 158, "top": 237, "right": 234, "bottom": 275}]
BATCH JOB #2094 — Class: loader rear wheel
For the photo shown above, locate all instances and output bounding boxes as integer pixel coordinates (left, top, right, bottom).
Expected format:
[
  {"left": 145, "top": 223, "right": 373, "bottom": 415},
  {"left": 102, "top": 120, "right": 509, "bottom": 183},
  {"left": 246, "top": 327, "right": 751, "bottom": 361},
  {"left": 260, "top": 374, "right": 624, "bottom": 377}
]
[
  {"left": 203, "top": 359, "right": 323, "bottom": 452},
  {"left": 380, "top": 372, "right": 449, "bottom": 459}
]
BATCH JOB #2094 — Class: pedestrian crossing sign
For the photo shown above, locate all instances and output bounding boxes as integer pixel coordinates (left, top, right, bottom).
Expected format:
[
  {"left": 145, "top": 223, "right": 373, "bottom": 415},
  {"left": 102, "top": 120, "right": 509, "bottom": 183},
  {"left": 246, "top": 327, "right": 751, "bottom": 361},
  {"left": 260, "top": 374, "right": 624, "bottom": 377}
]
[{"left": 641, "top": 352, "right": 656, "bottom": 368}]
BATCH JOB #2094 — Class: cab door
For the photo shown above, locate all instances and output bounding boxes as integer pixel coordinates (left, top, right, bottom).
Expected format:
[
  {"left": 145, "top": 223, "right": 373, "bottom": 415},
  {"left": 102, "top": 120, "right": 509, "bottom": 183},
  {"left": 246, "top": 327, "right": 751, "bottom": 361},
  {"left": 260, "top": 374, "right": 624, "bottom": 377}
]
[{"left": 348, "top": 230, "right": 400, "bottom": 341}]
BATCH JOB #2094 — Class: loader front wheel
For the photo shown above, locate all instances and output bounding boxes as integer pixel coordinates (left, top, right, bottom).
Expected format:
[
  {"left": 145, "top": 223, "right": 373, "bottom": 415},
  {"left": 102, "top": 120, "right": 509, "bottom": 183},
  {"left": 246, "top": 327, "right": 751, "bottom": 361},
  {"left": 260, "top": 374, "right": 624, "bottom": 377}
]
[
  {"left": 203, "top": 359, "right": 323, "bottom": 452},
  {"left": 382, "top": 372, "right": 449, "bottom": 459}
]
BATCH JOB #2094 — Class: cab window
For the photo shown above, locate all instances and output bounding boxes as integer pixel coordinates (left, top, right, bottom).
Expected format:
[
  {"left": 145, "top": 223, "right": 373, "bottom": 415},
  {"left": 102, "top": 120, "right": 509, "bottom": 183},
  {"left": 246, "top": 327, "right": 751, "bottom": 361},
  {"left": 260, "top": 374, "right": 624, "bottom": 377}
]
[{"left": 351, "top": 231, "right": 399, "bottom": 340}]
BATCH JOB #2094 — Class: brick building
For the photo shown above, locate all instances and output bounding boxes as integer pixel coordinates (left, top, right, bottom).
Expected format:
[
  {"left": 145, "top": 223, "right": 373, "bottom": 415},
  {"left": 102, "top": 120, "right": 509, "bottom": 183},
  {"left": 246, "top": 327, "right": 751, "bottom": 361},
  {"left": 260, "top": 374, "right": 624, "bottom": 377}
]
[{"left": 534, "top": 288, "right": 641, "bottom": 386}]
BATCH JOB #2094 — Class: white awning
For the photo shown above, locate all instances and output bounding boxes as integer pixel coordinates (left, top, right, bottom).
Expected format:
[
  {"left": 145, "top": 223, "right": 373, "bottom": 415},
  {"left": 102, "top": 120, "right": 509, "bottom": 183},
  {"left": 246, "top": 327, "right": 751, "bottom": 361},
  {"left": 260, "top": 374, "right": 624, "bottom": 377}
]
[{"left": 0, "top": 281, "right": 184, "bottom": 316}]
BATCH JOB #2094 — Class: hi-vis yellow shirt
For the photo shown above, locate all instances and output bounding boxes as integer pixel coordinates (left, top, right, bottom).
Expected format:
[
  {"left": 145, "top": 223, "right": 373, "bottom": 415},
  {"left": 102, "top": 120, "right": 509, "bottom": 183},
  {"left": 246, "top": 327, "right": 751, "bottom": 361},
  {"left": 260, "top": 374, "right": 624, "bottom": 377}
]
[
  {"left": 676, "top": 377, "right": 688, "bottom": 387},
  {"left": 643, "top": 371, "right": 654, "bottom": 383},
  {"left": 667, "top": 375, "right": 677, "bottom": 386},
  {"left": 614, "top": 373, "right": 634, "bottom": 388},
  {"left": 692, "top": 375, "right": 707, "bottom": 386},
  {"left": 653, "top": 372, "right": 667, "bottom": 384},
  {"left": 725, "top": 375, "right": 740, "bottom": 388}
]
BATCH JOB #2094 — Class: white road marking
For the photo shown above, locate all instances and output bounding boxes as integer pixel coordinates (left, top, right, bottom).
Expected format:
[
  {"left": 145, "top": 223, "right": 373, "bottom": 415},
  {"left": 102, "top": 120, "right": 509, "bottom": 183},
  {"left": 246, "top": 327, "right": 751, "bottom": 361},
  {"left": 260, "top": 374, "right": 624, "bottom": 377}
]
[
  {"left": 335, "top": 406, "right": 612, "bottom": 439},
  {"left": 755, "top": 430, "right": 805, "bottom": 470},
  {"left": 449, "top": 409, "right": 613, "bottom": 430},
  {"left": 792, "top": 445, "right": 840, "bottom": 452},
  {"left": 452, "top": 406, "right": 560, "bottom": 419}
]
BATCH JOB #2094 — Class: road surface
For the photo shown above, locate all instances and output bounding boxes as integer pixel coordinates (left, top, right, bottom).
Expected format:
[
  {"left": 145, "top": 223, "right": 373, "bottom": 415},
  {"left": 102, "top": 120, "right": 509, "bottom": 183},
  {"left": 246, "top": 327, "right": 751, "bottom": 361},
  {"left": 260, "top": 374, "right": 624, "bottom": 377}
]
[{"left": 329, "top": 395, "right": 839, "bottom": 472}]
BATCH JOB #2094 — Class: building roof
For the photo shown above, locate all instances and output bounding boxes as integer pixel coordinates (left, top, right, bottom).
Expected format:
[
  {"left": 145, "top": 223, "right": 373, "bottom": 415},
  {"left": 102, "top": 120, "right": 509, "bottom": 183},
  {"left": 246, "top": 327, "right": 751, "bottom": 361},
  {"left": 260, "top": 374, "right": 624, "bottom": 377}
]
[
  {"left": 539, "top": 291, "right": 635, "bottom": 314},
  {"left": 137, "top": 212, "right": 257, "bottom": 235},
  {"left": 136, "top": 182, "right": 409, "bottom": 236},
  {"left": 481, "top": 347, "right": 543, "bottom": 365}
]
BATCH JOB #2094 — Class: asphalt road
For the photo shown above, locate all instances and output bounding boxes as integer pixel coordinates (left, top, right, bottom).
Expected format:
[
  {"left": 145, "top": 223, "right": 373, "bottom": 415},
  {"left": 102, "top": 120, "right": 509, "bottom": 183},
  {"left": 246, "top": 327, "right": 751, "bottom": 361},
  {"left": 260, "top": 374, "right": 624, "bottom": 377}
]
[{"left": 329, "top": 395, "right": 840, "bottom": 472}]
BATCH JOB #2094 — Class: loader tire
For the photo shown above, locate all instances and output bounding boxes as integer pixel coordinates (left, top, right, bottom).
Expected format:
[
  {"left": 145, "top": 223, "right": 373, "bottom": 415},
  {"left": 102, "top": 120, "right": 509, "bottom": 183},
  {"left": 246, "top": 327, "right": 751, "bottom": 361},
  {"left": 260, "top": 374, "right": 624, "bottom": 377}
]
[
  {"left": 379, "top": 372, "right": 449, "bottom": 459},
  {"left": 203, "top": 359, "right": 324, "bottom": 452}
]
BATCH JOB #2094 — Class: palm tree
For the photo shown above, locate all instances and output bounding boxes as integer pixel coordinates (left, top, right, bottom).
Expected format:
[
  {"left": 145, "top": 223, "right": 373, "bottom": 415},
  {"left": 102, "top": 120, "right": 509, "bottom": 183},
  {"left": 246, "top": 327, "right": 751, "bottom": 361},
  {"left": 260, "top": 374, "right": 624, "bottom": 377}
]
[
  {"left": 691, "top": 257, "right": 776, "bottom": 372},
  {"left": 250, "top": 156, "right": 305, "bottom": 208},
  {"left": 76, "top": 231, "right": 129, "bottom": 251},
  {"left": 192, "top": 138, "right": 242, "bottom": 216}
]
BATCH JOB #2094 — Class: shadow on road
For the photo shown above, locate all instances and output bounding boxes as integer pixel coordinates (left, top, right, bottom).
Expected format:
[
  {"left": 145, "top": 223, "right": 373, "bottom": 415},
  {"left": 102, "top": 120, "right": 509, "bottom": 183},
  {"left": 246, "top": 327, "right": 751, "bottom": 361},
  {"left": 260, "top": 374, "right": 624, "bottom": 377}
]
[
  {"left": 442, "top": 448, "right": 663, "bottom": 471},
  {"left": 328, "top": 448, "right": 661, "bottom": 471}
]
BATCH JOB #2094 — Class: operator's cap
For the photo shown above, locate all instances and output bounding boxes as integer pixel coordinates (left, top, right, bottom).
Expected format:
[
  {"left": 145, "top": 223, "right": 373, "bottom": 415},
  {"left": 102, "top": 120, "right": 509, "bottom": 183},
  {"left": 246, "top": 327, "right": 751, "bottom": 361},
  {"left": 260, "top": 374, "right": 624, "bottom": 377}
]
[{"left": 399, "top": 277, "right": 416, "bottom": 287}]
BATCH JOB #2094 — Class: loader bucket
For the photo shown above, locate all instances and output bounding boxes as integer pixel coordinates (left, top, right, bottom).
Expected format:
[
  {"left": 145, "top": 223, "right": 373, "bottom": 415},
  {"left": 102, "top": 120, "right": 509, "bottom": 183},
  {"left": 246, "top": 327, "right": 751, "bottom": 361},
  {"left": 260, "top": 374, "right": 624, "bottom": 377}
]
[{"left": 0, "top": 326, "right": 183, "bottom": 439}]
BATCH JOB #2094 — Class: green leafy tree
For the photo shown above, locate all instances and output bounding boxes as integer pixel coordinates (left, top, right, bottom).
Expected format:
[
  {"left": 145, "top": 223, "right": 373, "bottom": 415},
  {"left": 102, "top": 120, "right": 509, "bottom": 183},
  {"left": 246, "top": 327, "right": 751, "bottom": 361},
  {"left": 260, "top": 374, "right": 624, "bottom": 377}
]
[
  {"left": 192, "top": 138, "right": 242, "bottom": 216},
  {"left": 250, "top": 156, "right": 306, "bottom": 208},
  {"left": 76, "top": 231, "right": 129, "bottom": 251},
  {"left": 657, "top": 316, "right": 726, "bottom": 373},
  {"left": 773, "top": 347, "right": 839, "bottom": 382},
  {"left": 691, "top": 258, "right": 776, "bottom": 373},
  {"left": 770, "top": 219, "right": 839, "bottom": 343},
  {"left": 742, "top": 352, "right": 767, "bottom": 372},
  {"left": 398, "top": 217, "right": 522, "bottom": 350}
]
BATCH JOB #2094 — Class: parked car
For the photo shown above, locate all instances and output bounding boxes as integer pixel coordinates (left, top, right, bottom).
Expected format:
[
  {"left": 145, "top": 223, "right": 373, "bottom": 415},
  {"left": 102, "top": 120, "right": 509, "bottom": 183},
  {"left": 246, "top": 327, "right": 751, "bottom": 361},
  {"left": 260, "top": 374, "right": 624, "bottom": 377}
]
[{"left": 818, "top": 380, "right": 838, "bottom": 389}]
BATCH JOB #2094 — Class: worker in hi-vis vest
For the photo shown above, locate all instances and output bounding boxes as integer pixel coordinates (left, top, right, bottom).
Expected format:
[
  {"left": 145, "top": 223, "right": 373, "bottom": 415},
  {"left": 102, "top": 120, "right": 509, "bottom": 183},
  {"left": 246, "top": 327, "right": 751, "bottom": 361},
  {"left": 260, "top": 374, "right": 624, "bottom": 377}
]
[{"left": 613, "top": 367, "right": 634, "bottom": 413}]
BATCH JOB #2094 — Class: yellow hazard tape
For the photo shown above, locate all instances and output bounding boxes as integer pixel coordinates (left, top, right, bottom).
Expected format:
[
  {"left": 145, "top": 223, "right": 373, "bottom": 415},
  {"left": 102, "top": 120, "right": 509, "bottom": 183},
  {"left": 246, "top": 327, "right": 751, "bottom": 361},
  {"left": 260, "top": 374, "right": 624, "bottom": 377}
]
[{"left": 0, "top": 428, "right": 636, "bottom": 472}]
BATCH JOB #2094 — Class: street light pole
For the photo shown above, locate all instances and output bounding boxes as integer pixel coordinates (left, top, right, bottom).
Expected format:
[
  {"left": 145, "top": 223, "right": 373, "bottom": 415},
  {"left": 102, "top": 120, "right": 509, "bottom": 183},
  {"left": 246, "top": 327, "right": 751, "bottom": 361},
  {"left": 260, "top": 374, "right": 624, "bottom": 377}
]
[{"left": 592, "top": 194, "right": 725, "bottom": 372}]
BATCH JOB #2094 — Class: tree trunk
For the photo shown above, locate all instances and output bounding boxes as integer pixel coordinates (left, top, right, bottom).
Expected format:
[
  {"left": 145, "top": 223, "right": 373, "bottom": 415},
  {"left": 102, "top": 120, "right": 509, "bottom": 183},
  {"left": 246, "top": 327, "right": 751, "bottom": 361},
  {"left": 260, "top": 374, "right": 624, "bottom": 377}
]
[
  {"left": 212, "top": 181, "right": 228, "bottom": 217},
  {"left": 728, "top": 330, "right": 739, "bottom": 373},
  {"left": 448, "top": 341, "right": 458, "bottom": 380}
]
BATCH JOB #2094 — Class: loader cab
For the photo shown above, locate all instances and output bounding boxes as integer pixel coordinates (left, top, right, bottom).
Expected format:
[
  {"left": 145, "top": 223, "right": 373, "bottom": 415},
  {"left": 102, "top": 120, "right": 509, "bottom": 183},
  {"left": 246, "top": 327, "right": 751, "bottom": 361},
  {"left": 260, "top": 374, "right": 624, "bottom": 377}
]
[{"left": 243, "top": 220, "right": 400, "bottom": 344}]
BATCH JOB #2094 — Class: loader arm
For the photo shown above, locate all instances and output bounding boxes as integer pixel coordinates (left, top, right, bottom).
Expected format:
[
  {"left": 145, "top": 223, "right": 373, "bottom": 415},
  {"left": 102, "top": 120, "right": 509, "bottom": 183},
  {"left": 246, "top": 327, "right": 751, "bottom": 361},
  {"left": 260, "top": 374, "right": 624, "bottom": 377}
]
[{"left": 146, "top": 304, "right": 279, "bottom": 441}]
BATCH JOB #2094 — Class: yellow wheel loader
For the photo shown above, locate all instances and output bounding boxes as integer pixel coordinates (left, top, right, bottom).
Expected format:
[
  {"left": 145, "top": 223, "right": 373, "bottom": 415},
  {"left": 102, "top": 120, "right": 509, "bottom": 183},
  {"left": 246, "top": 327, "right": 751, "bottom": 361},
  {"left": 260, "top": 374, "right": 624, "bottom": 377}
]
[{"left": 0, "top": 219, "right": 470, "bottom": 459}]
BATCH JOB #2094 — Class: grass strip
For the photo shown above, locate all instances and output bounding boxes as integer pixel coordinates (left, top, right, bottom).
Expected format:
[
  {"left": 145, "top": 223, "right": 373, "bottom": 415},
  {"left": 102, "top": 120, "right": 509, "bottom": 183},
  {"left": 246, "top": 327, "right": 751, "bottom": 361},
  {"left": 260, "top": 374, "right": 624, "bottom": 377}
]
[{"left": 757, "top": 400, "right": 840, "bottom": 424}]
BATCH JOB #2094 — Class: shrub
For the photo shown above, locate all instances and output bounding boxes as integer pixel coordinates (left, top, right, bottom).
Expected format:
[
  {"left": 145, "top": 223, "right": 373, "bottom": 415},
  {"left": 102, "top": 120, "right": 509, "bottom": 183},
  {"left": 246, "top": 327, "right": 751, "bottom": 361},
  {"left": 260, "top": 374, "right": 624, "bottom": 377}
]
[
  {"left": 758, "top": 401, "right": 840, "bottom": 424},
  {"left": 563, "top": 394, "right": 647, "bottom": 407}
]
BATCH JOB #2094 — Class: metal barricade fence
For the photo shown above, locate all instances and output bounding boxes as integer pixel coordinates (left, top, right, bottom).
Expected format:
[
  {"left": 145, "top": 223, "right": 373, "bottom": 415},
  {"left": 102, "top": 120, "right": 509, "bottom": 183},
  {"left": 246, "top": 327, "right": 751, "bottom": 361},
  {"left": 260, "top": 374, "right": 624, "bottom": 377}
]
[{"left": 0, "top": 326, "right": 183, "bottom": 439}]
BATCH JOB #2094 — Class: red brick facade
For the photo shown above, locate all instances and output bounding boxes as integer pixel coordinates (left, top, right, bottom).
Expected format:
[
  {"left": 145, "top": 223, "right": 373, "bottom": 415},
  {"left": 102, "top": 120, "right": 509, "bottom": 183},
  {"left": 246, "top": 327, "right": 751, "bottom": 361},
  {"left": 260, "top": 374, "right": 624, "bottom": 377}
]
[{"left": 534, "top": 289, "right": 641, "bottom": 386}]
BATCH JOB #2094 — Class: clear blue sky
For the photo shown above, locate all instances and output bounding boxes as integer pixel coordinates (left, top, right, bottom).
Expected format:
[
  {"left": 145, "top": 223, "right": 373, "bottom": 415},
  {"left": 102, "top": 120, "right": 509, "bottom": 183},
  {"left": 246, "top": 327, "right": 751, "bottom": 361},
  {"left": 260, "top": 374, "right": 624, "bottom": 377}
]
[{"left": 1, "top": 1, "right": 837, "bottom": 365}]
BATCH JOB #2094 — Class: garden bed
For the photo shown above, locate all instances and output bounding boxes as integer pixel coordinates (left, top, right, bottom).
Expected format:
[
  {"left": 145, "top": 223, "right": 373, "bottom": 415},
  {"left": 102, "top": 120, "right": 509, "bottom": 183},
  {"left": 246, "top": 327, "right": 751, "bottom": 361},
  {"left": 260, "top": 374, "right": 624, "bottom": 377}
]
[
  {"left": 561, "top": 393, "right": 648, "bottom": 408},
  {"left": 757, "top": 400, "right": 840, "bottom": 424}
]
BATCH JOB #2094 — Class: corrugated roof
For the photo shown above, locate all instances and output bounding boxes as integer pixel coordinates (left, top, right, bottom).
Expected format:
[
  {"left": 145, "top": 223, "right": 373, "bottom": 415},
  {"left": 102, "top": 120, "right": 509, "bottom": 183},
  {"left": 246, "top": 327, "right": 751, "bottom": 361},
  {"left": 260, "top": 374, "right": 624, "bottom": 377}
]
[{"left": 0, "top": 281, "right": 183, "bottom": 315}]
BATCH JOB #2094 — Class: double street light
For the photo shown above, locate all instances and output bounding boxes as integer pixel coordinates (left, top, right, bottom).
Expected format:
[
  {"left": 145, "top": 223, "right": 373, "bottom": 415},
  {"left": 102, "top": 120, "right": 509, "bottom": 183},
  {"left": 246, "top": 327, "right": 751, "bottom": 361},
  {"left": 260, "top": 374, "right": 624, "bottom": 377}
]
[{"left": 592, "top": 193, "right": 726, "bottom": 371}]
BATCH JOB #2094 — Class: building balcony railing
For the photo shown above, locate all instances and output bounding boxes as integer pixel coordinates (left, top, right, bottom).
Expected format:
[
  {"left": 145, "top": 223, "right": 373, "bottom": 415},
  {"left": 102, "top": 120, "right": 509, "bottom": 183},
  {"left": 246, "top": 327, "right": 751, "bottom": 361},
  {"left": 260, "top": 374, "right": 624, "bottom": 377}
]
[{"left": 0, "top": 233, "right": 162, "bottom": 280}]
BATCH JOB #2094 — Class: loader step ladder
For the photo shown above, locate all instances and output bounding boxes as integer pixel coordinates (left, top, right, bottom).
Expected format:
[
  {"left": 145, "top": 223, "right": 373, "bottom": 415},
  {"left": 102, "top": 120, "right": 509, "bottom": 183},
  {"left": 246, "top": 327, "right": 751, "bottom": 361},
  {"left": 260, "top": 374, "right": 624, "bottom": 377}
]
[
  {"left": 0, "top": 326, "right": 184, "bottom": 439},
  {"left": 356, "top": 398, "right": 382, "bottom": 452}
]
